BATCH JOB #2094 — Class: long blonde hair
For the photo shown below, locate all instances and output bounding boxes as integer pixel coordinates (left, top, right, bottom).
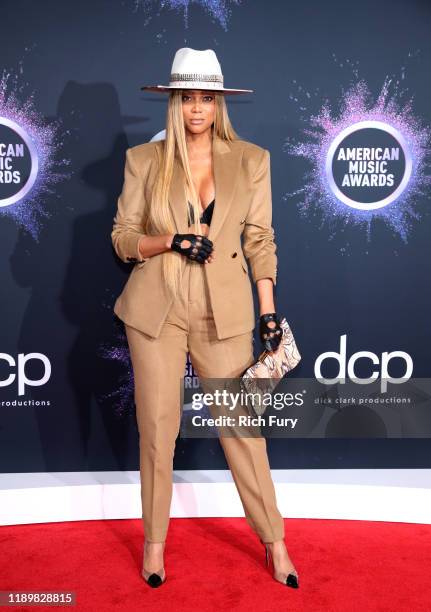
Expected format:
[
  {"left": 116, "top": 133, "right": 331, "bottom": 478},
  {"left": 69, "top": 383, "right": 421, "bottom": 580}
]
[{"left": 143, "top": 89, "right": 240, "bottom": 299}]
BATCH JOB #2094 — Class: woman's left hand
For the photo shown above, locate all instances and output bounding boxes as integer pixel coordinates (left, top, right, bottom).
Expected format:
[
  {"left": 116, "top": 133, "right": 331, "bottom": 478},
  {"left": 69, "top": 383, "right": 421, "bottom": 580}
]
[{"left": 259, "top": 312, "right": 282, "bottom": 352}]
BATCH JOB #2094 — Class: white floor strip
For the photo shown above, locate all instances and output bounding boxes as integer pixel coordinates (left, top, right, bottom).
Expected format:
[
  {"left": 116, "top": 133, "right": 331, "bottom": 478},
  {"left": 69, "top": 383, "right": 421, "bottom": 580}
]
[{"left": 0, "top": 469, "right": 430, "bottom": 526}]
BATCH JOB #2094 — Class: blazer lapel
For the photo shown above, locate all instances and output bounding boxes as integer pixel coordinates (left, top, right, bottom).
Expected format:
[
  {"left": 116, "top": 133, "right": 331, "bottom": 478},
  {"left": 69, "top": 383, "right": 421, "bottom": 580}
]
[
  {"left": 168, "top": 134, "right": 243, "bottom": 243},
  {"left": 167, "top": 156, "right": 188, "bottom": 236},
  {"left": 208, "top": 135, "right": 243, "bottom": 243}
]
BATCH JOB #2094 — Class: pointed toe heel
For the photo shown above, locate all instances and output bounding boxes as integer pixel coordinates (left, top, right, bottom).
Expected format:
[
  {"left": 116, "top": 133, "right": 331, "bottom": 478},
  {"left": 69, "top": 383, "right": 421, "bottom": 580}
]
[
  {"left": 261, "top": 539, "right": 300, "bottom": 589},
  {"left": 142, "top": 540, "right": 166, "bottom": 588},
  {"left": 286, "top": 572, "right": 299, "bottom": 588},
  {"left": 142, "top": 568, "right": 166, "bottom": 588}
]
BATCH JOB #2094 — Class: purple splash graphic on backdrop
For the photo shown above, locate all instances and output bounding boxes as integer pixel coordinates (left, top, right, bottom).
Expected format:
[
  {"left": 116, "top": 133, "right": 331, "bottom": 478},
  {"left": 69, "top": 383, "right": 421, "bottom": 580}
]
[
  {"left": 283, "top": 51, "right": 431, "bottom": 244},
  {"left": 98, "top": 327, "right": 135, "bottom": 418},
  {"left": 132, "top": 0, "right": 241, "bottom": 30},
  {"left": 0, "top": 68, "right": 71, "bottom": 239},
  {"left": 98, "top": 312, "right": 197, "bottom": 417}
]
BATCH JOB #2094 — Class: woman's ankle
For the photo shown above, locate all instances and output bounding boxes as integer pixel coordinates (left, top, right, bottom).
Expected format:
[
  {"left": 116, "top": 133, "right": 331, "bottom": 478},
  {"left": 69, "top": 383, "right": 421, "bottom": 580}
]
[
  {"left": 143, "top": 541, "right": 165, "bottom": 572},
  {"left": 267, "top": 538, "right": 285, "bottom": 549},
  {"left": 144, "top": 540, "right": 165, "bottom": 547}
]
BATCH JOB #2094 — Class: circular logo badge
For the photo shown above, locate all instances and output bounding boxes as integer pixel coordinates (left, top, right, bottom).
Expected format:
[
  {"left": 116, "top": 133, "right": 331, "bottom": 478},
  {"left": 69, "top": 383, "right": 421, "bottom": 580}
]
[
  {"left": 0, "top": 117, "right": 38, "bottom": 208},
  {"left": 325, "top": 120, "right": 412, "bottom": 210}
]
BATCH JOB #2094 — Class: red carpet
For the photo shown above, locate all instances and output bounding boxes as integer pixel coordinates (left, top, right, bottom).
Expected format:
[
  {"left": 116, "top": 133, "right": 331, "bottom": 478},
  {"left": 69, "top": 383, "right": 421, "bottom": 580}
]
[{"left": 1, "top": 518, "right": 430, "bottom": 611}]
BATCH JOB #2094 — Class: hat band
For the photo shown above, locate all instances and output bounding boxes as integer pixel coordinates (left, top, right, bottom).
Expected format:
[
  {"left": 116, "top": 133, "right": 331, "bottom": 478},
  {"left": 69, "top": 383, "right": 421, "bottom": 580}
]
[{"left": 170, "top": 72, "right": 223, "bottom": 85}]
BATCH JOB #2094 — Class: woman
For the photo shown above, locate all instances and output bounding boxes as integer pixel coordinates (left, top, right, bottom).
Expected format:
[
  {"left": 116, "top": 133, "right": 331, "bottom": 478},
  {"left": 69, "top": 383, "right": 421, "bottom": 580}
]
[{"left": 111, "top": 47, "right": 299, "bottom": 589}]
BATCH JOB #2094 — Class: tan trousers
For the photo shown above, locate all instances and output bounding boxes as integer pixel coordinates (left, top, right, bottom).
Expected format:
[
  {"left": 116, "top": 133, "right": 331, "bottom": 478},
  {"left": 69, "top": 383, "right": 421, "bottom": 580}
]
[{"left": 125, "top": 259, "right": 285, "bottom": 543}]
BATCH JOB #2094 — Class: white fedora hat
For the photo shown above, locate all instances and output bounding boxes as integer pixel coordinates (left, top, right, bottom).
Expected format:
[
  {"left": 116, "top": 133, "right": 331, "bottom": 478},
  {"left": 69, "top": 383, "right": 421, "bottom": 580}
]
[{"left": 141, "top": 47, "right": 253, "bottom": 95}]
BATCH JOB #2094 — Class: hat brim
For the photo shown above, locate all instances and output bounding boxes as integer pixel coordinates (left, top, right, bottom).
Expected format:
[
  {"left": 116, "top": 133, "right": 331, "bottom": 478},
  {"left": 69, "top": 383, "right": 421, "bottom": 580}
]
[{"left": 140, "top": 85, "right": 253, "bottom": 95}]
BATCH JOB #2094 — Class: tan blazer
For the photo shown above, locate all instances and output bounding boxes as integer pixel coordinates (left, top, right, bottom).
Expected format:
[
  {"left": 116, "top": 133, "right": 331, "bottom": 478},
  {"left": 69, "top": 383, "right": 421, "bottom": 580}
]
[{"left": 111, "top": 133, "right": 278, "bottom": 340}]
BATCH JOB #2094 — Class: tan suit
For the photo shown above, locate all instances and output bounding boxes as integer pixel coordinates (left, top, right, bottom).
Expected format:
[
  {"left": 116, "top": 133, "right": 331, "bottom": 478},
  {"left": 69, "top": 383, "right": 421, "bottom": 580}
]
[
  {"left": 111, "top": 133, "right": 278, "bottom": 340},
  {"left": 111, "top": 134, "right": 284, "bottom": 544}
]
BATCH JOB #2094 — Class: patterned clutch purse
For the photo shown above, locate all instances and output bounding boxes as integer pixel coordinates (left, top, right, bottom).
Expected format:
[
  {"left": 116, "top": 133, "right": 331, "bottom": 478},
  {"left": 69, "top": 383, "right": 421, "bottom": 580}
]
[{"left": 240, "top": 317, "right": 301, "bottom": 416}]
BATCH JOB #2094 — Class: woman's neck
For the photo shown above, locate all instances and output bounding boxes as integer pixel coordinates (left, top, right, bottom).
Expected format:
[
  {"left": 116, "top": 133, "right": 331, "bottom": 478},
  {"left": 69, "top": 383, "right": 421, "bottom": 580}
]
[{"left": 185, "top": 129, "right": 213, "bottom": 160}]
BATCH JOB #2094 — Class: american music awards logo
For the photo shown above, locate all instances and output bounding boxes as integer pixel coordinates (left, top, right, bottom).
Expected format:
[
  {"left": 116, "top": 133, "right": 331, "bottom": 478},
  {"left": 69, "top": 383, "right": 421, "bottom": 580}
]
[
  {"left": 0, "top": 69, "right": 70, "bottom": 237},
  {"left": 0, "top": 117, "right": 38, "bottom": 208},
  {"left": 284, "top": 58, "right": 431, "bottom": 243},
  {"left": 326, "top": 121, "right": 412, "bottom": 211}
]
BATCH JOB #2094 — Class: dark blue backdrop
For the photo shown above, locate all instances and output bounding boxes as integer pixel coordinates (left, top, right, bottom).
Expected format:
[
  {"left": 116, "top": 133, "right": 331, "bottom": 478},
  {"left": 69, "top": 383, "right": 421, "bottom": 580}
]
[{"left": 1, "top": 0, "right": 430, "bottom": 472}]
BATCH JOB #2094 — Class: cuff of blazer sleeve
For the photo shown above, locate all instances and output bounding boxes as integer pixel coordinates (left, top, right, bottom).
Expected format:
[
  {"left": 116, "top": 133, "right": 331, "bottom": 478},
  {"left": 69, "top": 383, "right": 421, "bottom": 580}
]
[
  {"left": 120, "top": 233, "right": 149, "bottom": 263},
  {"left": 251, "top": 259, "right": 277, "bottom": 286},
  {"left": 254, "top": 273, "right": 277, "bottom": 287}
]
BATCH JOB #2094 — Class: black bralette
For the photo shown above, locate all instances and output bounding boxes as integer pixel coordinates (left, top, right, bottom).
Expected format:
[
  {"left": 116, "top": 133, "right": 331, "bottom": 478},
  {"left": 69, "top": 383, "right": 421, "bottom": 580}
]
[{"left": 188, "top": 199, "right": 215, "bottom": 226}]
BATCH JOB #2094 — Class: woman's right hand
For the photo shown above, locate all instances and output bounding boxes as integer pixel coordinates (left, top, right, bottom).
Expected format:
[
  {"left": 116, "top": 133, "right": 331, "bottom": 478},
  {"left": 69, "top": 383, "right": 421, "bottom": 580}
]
[{"left": 170, "top": 233, "right": 215, "bottom": 263}]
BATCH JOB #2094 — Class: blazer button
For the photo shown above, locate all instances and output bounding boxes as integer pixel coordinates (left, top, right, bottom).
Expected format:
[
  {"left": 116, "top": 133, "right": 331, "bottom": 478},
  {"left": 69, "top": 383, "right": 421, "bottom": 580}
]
[{"left": 231, "top": 252, "right": 237, "bottom": 258}]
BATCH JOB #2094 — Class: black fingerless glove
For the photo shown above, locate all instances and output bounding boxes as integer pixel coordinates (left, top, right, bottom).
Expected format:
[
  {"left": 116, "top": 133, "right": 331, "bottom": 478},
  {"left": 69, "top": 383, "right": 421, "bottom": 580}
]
[
  {"left": 170, "top": 233, "right": 214, "bottom": 263},
  {"left": 259, "top": 312, "right": 282, "bottom": 352}
]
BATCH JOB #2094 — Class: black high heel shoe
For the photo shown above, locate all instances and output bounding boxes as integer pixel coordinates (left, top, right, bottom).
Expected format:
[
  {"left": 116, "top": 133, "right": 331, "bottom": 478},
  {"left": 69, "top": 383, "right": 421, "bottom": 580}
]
[
  {"left": 262, "top": 540, "right": 299, "bottom": 588},
  {"left": 142, "top": 567, "right": 166, "bottom": 588},
  {"left": 142, "top": 541, "right": 166, "bottom": 588}
]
